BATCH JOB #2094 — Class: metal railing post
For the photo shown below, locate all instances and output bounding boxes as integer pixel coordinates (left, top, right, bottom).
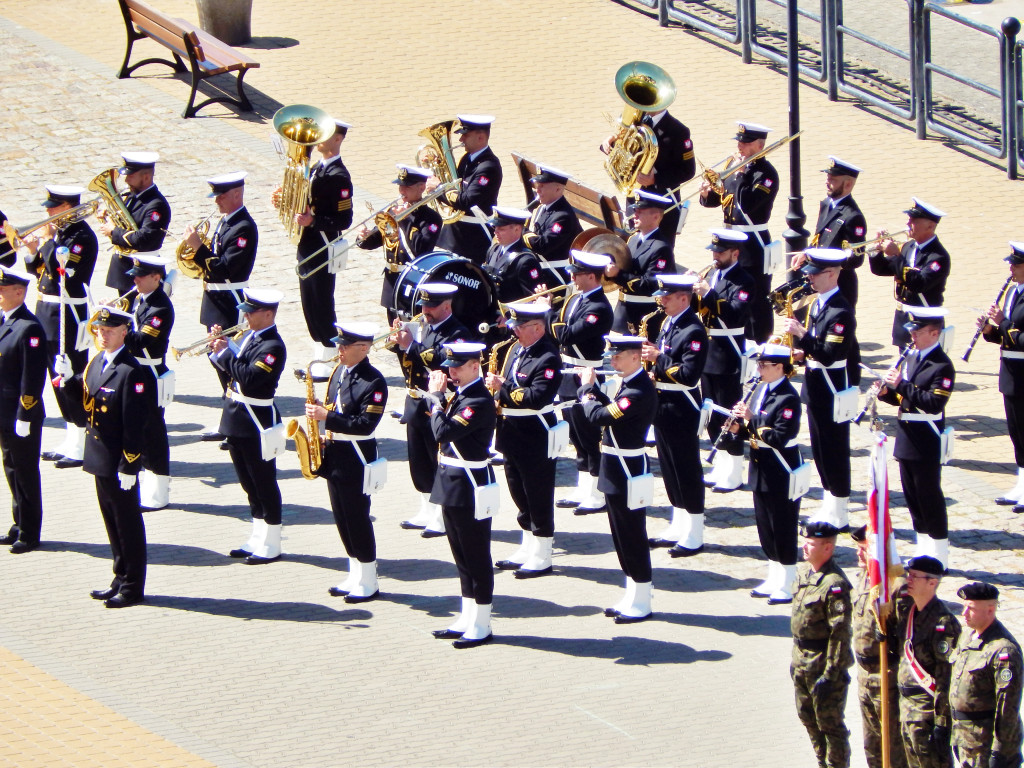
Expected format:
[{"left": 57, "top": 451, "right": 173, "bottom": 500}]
[
  {"left": 741, "top": 0, "right": 754, "bottom": 63},
  {"left": 1003, "top": 17, "right": 1021, "bottom": 179},
  {"left": 825, "top": 0, "right": 838, "bottom": 100},
  {"left": 658, "top": 0, "right": 669, "bottom": 27},
  {"left": 912, "top": 0, "right": 927, "bottom": 137}
]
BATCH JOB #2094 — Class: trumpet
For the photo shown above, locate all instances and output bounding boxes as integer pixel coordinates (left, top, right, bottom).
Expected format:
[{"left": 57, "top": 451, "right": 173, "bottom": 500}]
[
  {"left": 496, "top": 283, "right": 572, "bottom": 313},
  {"left": 171, "top": 323, "right": 247, "bottom": 360},
  {"left": 842, "top": 230, "right": 912, "bottom": 253},
  {"left": 374, "top": 313, "right": 425, "bottom": 349},
  {"left": 4, "top": 199, "right": 102, "bottom": 250}
]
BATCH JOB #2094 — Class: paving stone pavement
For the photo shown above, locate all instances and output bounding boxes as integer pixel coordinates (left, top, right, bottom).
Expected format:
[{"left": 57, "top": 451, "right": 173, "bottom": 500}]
[{"left": 0, "top": 1, "right": 1023, "bottom": 766}]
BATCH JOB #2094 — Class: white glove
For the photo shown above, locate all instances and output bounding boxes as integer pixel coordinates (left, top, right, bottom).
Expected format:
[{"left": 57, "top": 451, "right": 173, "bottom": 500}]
[
  {"left": 118, "top": 472, "right": 137, "bottom": 491},
  {"left": 14, "top": 420, "right": 30, "bottom": 438},
  {"left": 54, "top": 353, "right": 73, "bottom": 378}
]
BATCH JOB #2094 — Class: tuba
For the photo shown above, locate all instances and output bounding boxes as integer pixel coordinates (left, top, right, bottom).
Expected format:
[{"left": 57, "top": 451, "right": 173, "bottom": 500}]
[
  {"left": 88, "top": 169, "right": 138, "bottom": 253},
  {"left": 415, "top": 121, "right": 464, "bottom": 225},
  {"left": 174, "top": 211, "right": 216, "bottom": 280},
  {"left": 286, "top": 360, "right": 329, "bottom": 480},
  {"left": 272, "top": 105, "right": 336, "bottom": 244},
  {"left": 603, "top": 61, "right": 676, "bottom": 197}
]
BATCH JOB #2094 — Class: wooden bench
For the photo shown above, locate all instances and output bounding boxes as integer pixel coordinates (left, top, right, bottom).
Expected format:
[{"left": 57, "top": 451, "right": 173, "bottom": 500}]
[
  {"left": 116, "top": 0, "right": 260, "bottom": 118},
  {"left": 511, "top": 152, "right": 629, "bottom": 238}
]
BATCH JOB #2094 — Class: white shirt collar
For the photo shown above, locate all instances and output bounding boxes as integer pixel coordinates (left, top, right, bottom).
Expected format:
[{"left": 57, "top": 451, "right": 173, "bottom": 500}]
[
  {"left": 103, "top": 345, "right": 125, "bottom": 366},
  {"left": 815, "top": 286, "right": 840, "bottom": 306},
  {"left": 458, "top": 376, "right": 482, "bottom": 393},
  {"left": 915, "top": 341, "right": 940, "bottom": 359},
  {"left": 619, "top": 368, "right": 644, "bottom": 384},
  {"left": 468, "top": 146, "right": 488, "bottom": 162}
]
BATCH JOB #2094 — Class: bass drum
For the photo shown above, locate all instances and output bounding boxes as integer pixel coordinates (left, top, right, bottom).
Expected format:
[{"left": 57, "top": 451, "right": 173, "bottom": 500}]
[{"left": 391, "top": 250, "right": 498, "bottom": 332}]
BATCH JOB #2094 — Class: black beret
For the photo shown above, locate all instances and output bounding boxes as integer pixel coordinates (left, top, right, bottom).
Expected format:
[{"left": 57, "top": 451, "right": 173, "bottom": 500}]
[
  {"left": 957, "top": 581, "right": 999, "bottom": 600},
  {"left": 850, "top": 525, "right": 868, "bottom": 543},
  {"left": 803, "top": 521, "right": 841, "bottom": 539},
  {"left": 906, "top": 555, "right": 944, "bottom": 576}
]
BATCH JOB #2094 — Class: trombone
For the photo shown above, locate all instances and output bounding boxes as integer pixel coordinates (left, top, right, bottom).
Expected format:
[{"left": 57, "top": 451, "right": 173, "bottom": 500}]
[
  {"left": 4, "top": 199, "right": 102, "bottom": 250},
  {"left": 171, "top": 323, "right": 247, "bottom": 360},
  {"left": 677, "top": 131, "right": 803, "bottom": 206},
  {"left": 295, "top": 181, "right": 458, "bottom": 280}
]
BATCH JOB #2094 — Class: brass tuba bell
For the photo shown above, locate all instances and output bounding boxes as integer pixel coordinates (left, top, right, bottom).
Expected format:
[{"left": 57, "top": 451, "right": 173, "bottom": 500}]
[
  {"left": 415, "top": 120, "right": 464, "bottom": 225},
  {"left": 272, "top": 104, "right": 336, "bottom": 244},
  {"left": 604, "top": 61, "right": 676, "bottom": 196}
]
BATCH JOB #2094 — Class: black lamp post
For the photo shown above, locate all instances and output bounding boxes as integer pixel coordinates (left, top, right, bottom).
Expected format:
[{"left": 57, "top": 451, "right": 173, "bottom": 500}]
[{"left": 782, "top": 0, "right": 809, "bottom": 264}]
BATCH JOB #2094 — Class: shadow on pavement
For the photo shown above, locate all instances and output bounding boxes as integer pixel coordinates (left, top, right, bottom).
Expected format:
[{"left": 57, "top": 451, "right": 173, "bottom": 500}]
[
  {"left": 552, "top": 563, "right": 753, "bottom": 594},
  {"left": 657, "top": 610, "right": 793, "bottom": 637},
  {"left": 499, "top": 634, "right": 732, "bottom": 665},
  {"left": 47, "top": 539, "right": 236, "bottom": 567},
  {"left": 951, "top": 528, "right": 1024, "bottom": 553},
  {"left": 144, "top": 594, "right": 372, "bottom": 623}
]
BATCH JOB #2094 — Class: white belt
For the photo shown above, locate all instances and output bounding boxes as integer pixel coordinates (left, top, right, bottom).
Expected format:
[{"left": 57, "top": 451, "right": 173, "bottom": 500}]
[
  {"left": 727, "top": 223, "right": 768, "bottom": 233},
  {"left": 135, "top": 356, "right": 165, "bottom": 367},
  {"left": 620, "top": 294, "right": 657, "bottom": 304},
  {"left": 205, "top": 281, "right": 248, "bottom": 291},
  {"left": 39, "top": 293, "right": 88, "bottom": 305},
  {"left": 502, "top": 404, "right": 556, "bottom": 417},
  {"left": 226, "top": 389, "right": 274, "bottom": 407},
  {"left": 327, "top": 431, "right": 377, "bottom": 442},
  {"left": 806, "top": 359, "right": 847, "bottom": 370},
  {"left": 438, "top": 455, "right": 490, "bottom": 470},
  {"left": 755, "top": 438, "right": 799, "bottom": 449},
  {"left": 459, "top": 215, "right": 487, "bottom": 225},
  {"left": 708, "top": 327, "right": 745, "bottom": 337},
  {"left": 543, "top": 259, "right": 569, "bottom": 269},
  {"left": 1002, "top": 350, "right": 1024, "bottom": 360},
  {"left": 600, "top": 444, "right": 647, "bottom": 458},
  {"left": 899, "top": 412, "right": 941, "bottom": 422},
  {"left": 561, "top": 354, "right": 602, "bottom": 367},
  {"left": 894, "top": 301, "right": 928, "bottom": 312},
  {"left": 655, "top": 382, "right": 697, "bottom": 392}
]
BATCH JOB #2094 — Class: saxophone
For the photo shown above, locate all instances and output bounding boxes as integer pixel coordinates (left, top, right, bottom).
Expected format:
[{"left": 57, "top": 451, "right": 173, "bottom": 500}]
[
  {"left": 486, "top": 336, "right": 519, "bottom": 414},
  {"left": 286, "top": 361, "right": 325, "bottom": 480},
  {"left": 638, "top": 307, "right": 664, "bottom": 372}
]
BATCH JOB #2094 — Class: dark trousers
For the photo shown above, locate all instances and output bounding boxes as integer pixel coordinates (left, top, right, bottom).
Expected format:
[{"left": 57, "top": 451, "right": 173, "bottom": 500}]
[
  {"left": 898, "top": 459, "right": 946, "bottom": 538},
  {"left": 753, "top": 487, "right": 800, "bottom": 565},
  {"left": 297, "top": 268, "right": 337, "bottom": 346},
  {"left": 406, "top": 412, "right": 438, "bottom": 494},
  {"left": 702, "top": 371, "right": 744, "bottom": 457},
  {"left": 143, "top": 404, "right": 170, "bottom": 475},
  {"left": 1005, "top": 395, "right": 1024, "bottom": 467},
  {"left": 566, "top": 402, "right": 602, "bottom": 475},
  {"left": 46, "top": 339, "right": 88, "bottom": 426},
  {"left": 95, "top": 474, "right": 147, "bottom": 596},
  {"left": 442, "top": 504, "right": 493, "bottom": 603},
  {"left": 0, "top": 424, "right": 43, "bottom": 544},
  {"left": 505, "top": 450, "right": 556, "bottom": 538},
  {"left": 606, "top": 492, "right": 652, "bottom": 582},
  {"left": 808, "top": 407, "right": 851, "bottom": 497},
  {"left": 654, "top": 399, "right": 705, "bottom": 513},
  {"left": 325, "top": 472, "right": 375, "bottom": 563},
  {"left": 740, "top": 240, "right": 773, "bottom": 343},
  {"left": 226, "top": 436, "right": 282, "bottom": 525}
]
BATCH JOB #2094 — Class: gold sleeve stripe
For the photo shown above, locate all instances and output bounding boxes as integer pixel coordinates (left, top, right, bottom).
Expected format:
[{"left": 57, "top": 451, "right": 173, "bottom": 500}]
[
  {"left": 933, "top": 389, "right": 951, "bottom": 397},
  {"left": 824, "top": 334, "right": 844, "bottom": 343},
  {"left": 141, "top": 325, "right": 161, "bottom": 337},
  {"left": 338, "top": 200, "right": 353, "bottom": 211},
  {"left": 682, "top": 151, "right": 694, "bottom": 160},
  {"left": 755, "top": 184, "right": 771, "bottom": 194},
  {"left": 255, "top": 361, "right": 272, "bottom": 372},
  {"left": 68, "top": 254, "right": 81, "bottom": 263},
  {"left": 608, "top": 404, "right": 624, "bottom": 419},
  {"left": 366, "top": 405, "right": 384, "bottom": 414},
  {"left": 20, "top": 396, "right": 37, "bottom": 410},
  {"left": 453, "top": 416, "right": 469, "bottom": 426}
]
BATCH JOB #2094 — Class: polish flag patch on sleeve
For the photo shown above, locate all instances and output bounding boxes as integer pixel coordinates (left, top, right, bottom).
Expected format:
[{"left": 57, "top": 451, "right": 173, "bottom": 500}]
[
  {"left": 237, "top": 237, "right": 247, "bottom": 248},
  {"left": 783, "top": 408, "right": 793, "bottom": 419},
  {"left": 690, "top": 340, "right": 702, "bottom": 351},
  {"left": 530, "top": 269, "right": 539, "bottom": 279},
  {"left": 373, "top": 391, "right": 384, "bottom": 402},
  {"left": 149, "top": 211, "right": 161, "bottom": 222},
  {"left": 461, "top": 407, "right": 474, "bottom": 418},
  {"left": 341, "top": 189, "right": 350, "bottom": 198},
  {"left": 833, "top": 323, "right": 844, "bottom": 333},
  {"left": 585, "top": 314, "right": 597, "bottom": 324},
  {"left": 941, "top": 378, "right": 952, "bottom": 388},
  {"left": 854, "top": 226, "right": 865, "bottom": 236},
  {"left": 930, "top": 262, "right": 940, "bottom": 271},
  {"left": 151, "top": 318, "right": 162, "bottom": 327},
  {"left": 684, "top": 139, "right": 692, "bottom": 148},
  {"left": 764, "top": 179, "right": 774, "bottom": 188},
  {"left": 429, "top": 223, "right": 438, "bottom": 232},
  {"left": 618, "top": 398, "right": 631, "bottom": 410},
  {"left": 264, "top": 354, "right": 276, "bottom": 365},
  {"left": 72, "top": 244, "right": 82, "bottom": 254},
  {"left": 738, "top": 290, "right": 749, "bottom": 301},
  {"left": 135, "top": 382, "right": 145, "bottom": 393},
  {"left": 656, "top": 259, "right": 666, "bottom": 270},
  {"left": 29, "top": 337, "right": 39, "bottom": 347},
  {"left": 478, "top": 176, "right": 489, "bottom": 186},
  {"left": 551, "top": 223, "right": 562, "bottom": 233},
  {"left": 543, "top": 369, "right": 554, "bottom": 379}
]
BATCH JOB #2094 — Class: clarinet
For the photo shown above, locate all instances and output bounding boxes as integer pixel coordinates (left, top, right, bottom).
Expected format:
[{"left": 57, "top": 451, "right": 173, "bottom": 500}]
[
  {"left": 707, "top": 374, "right": 761, "bottom": 463},
  {"left": 961, "top": 275, "right": 1014, "bottom": 362},
  {"left": 853, "top": 345, "right": 913, "bottom": 425}
]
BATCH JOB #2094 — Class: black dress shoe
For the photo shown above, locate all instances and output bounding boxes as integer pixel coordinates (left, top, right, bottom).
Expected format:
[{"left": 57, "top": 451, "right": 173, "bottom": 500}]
[
  {"left": 399, "top": 520, "right": 426, "bottom": 530},
  {"left": 766, "top": 595, "right": 793, "bottom": 606},
  {"left": 219, "top": 440, "right": 230, "bottom": 451},
  {"left": 614, "top": 612, "right": 652, "bottom": 625},
  {"left": 514, "top": 566, "right": 552, "bottom": 579},
  {"left": 105, "top": 593, "right": 144, "bottom": 608},
  {"left": 432, "top": 628, "right": 462, "bottom": 639},
  {"left": 327, "top": 586, "right": 349, "bottom": 597},
  {"left": 0, "top": 534, "right": 15, "bottom": 545},
  {"left": 668, "top": 544, "right": 705, "bottom": 558},
  {"left": 648, "top": 537, "right": 676, "bottom": 548},
  {"left": 41, "top": 450, "right": 63, "bottom": 461},
  {"left": 228, "top": 548, "right": 252, "bottom": 558},
  {"left": 996, "top": 496, "right": 1020, "bottom": 506},
  {"left": 603, "top": 607, "right": 621, "bottom": 618},
  {"left": 555, "top": 498, "right": 580, "bottom": 509},
  {"left": 200, "top": 431, "right": 224, "bottom": 442},
  {"left": 54, "top": 458, "right": 83, "bottom": 469},
  {"left": 1014, "top": 504, "right": 1024, "bottom": 514},
  {"left": 344, "top": 590, "right": 379, "bottom": 604},
  {"left": 495, "top": 559, "right": 525, "bottom": 570},
  {"left": 750, "top": 589, "right": 771, "bottom": 598},
  {"left": 574, "top": 504, "right": 606, "bottom": 516},
  {"left": 243, "top": 554, "right": 281, "bottom": 565},
  {"left": 90, "top": 587, "right": 119, "bottom": 600},
  {"left": 421, "top": 530, "right": 445, "bottom": 539},
  {"left": 453, "top": 633, "right": 493, "bottom": 649},
  {"left": 9, "top": 541, "right": 38, "bottom": 554}
]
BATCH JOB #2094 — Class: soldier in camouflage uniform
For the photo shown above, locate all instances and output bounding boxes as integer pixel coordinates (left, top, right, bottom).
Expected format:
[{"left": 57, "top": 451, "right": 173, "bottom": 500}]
[
  {"left": 949, "top": 581, "right": 1023, "bottom": 768},
  {"left": 891, "top": 555, "right": 960, "bottom": 768},
  {"left": 850, "top": 525, "right": 909, "bottom": 768},
  {"left": 791, "top": 521, "right": 854, "bottom": 768}
]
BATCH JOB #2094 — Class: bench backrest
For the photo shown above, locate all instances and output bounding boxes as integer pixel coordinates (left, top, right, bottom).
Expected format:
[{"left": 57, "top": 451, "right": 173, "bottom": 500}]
[{"left": 121, "top": 0, "right": 190, "bottom": 55}]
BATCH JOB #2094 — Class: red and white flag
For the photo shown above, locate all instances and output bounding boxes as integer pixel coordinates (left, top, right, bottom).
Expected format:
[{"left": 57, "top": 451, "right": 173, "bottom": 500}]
[{"left": 867, "top": 431, "right": 901, "bottom": 617}]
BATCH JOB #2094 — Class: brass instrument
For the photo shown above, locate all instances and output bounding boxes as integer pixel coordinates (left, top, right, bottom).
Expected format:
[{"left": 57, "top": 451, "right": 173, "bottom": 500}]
[
  {"left": 678, "top": 131, "right": 803, "bottom": 206},
  {"left": 486, "top": 336, "right": 519, "bottom": 412},
  {"left": 89, "top": 168, "right": 138, "bottom": 253},
  {"left": 4, "top": 199, "right": 101, "bottom": 250},
  {"left": 174, "top": 211, "right": 216, "bottom": 279},
  {"left": 570, "top": 227, "right": 630, "bottom": 293},
  {"left": 768, "top": 280, "right": 813, "bottom": 355},
  {"left": 416, "top": 120, "right": 464, "bottom": 225},
  {"left": 496, "top": 283, "right": 572, "bottom": 313},
  {"left": 842, "top": 230, "right": 912, "bottom": 254},
  {"left": 962, "top": 275, "right": 1015, "bottom": 362},
  {"left": 638, "top": 307, "right": 665, "bottom": 371},
  {"left": 286, "top": 360, "right": 330, "bottom": 480},
  {"left": 603, "top": 61, "right": 676, "bottom": 196},
  {"left": 272, "top": 104, "right": 336, "bottom": 244},
  {"left": 171, "top": 323, "right": 247, "bottom": 360}
]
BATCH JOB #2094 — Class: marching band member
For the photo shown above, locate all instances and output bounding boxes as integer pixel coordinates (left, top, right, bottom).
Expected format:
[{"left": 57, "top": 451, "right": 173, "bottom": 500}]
[
  {"left": 357, "top": 165, "right": 442, "bottom": 323},
  {"left": 869, "top": 198, "right": 950, "bottom": 349},
  {"left": 642, "top": 274, "right": 709, "bottom": 555},
  {"left": 877, "top": 307, "right": 955, "bottom": 567},
  {"left": 25, "top": 184, "right": 98, "bottom": 468},
  {"left": 184, "top": 172, "right": 258, "bottom": 442},
  {"left": 63, "top": 307, "right": 154, "bottom": 608},
  {"left": 783, "top": 249, "right": 857, "bottom": 532},
  {"left": 694, "top": 229, "right": 753, "bottom": 492},
  {"left": 291, "top": 118, "right": 353, "bottom": 382},
  {"left": 982, "top": 243, "right": 1024, "bottom": 511},
  {"left": 731, "top": 343, "right": 803, "bottom": 604},
  {"left": 426, "top": 342, "right": 497, "bottom": 649},
  {"left": 387, "top": 283, "right": 470, "bottom": 537},
  {"left": 307, "top": 322, "right": 387, "bottom": 603},
  {"left": 0, "top": 267, "right": 48, "bottom": 553},
  {"left": 98, "top": 152, "right": 170, "bottom": 293},
  {"left": 488, "top": 302, "right": 563, "bottom": 578},
  {"left": 483, "top": 207, "right": 545, "bottom": 303},
  {"left": 579, "top": 333, "right": 658, "bottom": 623},
  {"left": 548, "top": 251, "right": 614, "bottom": 514},
  {"left": 606, "top": 190, "right": 675, "bottom": 334},
  {"left": 122, "top": 254, "right": 175, "bottom": 511},
  {"left": 699, "top": 122, "right": 780, "bottom": 343},
  {"left": 433, "top": 115, "right": 501, "bottom": 265},
  {"left": 522, "top": 165, "right": 582, "bottom": 289},
  {"left": 208, "top": 288, "right": 287, "bottom": 565}
]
